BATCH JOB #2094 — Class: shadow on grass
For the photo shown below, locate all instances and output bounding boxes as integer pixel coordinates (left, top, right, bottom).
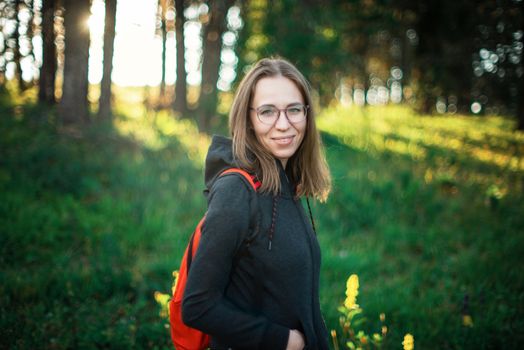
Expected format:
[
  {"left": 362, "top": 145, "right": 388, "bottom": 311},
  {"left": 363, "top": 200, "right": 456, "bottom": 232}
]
[
  {"left": 0, "top": 102, "right": 206, "bottom": 348},
  {"left": 318, "top": 128, "right": 524, "bottom": 349}
]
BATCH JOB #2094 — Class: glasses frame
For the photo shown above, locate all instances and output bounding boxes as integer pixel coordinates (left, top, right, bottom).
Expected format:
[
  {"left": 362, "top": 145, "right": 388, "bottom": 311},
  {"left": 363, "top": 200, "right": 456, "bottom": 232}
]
[{"left": 249, "top": 104, "right": 310, "bottom": 125}]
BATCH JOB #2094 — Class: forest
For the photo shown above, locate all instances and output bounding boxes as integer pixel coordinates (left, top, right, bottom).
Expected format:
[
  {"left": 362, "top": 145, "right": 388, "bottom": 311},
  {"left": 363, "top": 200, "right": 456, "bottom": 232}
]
[{"left": 1, "top": 0, "right": 523, "bottom": 349}]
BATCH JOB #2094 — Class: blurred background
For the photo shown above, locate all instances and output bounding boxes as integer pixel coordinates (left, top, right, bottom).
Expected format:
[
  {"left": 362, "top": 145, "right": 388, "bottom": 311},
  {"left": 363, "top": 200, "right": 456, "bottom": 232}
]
[{"left": 0, "top": 0, "right": 523, "bottom": 349}]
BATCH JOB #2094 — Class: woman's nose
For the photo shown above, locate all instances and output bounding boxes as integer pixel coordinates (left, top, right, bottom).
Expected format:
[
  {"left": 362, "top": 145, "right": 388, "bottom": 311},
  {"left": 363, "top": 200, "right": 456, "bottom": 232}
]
[{"left": 274, "top": 112, "right": 291, "bottom": 130}]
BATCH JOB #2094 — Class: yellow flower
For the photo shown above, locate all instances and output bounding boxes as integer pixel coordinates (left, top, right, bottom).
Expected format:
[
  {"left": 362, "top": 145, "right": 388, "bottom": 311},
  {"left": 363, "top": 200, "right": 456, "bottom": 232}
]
[
  {"left": 463, "top": 314, "right": 474, "bottom": 327},
  {"left": 154, "top": 291, "right": 170, "bottom": 306},
  {"left": 402, "top": 333, "right": 414, "bottom": 350},
  {"left": 381, "top": 326, "right": 388, "bottom": 335},
  {"left": 172, "top": 270, "right": 179, "bottom": 294},
  {"left": 344, "top": 274, "right": 359, "bottom": 309},
  {"left": 154, "top": 291, "right": 171, "bottom": 319},
  {"left": 380, "top": 313, "right": 386, "bottom": 322}
]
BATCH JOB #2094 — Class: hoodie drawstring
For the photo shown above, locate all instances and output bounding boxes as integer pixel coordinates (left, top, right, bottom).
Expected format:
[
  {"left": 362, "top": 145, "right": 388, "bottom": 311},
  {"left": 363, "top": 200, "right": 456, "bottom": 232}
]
[
  {"left": 306, "top": 197, "right": 317, "bottom": 235},
  {"left": 268, "top": 195, "right": 279, "bottom": 250}
]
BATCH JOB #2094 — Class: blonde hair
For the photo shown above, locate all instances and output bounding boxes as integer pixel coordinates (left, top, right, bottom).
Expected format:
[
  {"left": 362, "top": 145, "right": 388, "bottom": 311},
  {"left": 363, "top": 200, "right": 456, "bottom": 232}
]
[{"left": 229, "top": 57, "right": 331, "bottom": 202}]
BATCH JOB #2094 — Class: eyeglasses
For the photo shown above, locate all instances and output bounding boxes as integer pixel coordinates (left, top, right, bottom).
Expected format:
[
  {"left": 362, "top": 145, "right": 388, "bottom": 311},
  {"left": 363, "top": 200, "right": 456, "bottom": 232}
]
[{"left": 249, "top": 104, "right": 309, "bottom": 125}]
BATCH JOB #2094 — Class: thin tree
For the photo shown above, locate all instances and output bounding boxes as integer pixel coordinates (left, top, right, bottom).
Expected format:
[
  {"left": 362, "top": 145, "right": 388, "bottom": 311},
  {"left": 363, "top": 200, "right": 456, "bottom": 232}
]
[
  {"left": 26, "top": 0, "right": 35, "bottom": 72},
  {"left": 59, "top": 0, "right": 91, "bottom": 124},
  {"left": 0, "top": 1, "right": 12, "bottom": 87},
  {"left": 38, "top": 0, "right": 56, "bottom": 104},
  {"left": 518, "top": 74, "right": 524, "bottom": 130},
  {"left": 172, "top": 0, "right": 187, "bottom": 114},
  {"left": 158, "top": 0, "right": 168, "bottom": 102},
  {"left": 197, "top": 0, "right": 235, "bottom": 132},
  {"left": 98, "top": 0, "right": 117, "bottom": 119},
  {"left": 516, "top": 0, "right": 524, "bottom": 131},
  {"left": 13, "top": 0, "right": 26, "bottom": 92}
]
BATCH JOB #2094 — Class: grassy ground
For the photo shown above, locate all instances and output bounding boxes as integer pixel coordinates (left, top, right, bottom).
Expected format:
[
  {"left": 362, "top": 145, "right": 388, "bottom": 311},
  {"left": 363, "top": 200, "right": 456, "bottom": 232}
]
[
  {"left": 1, "top": 88, "right": 523, "bottom": 349},
  {"left": 317, "top": 106, "right": 523, "bottom": 349}
]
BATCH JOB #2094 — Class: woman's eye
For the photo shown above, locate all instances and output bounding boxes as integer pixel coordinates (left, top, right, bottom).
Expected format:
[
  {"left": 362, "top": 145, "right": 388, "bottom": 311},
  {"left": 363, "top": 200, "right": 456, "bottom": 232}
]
[
  {"left": 259, "top": 108, "right": 276, "bottom": 117},
  {"left": 287, "top": 107, "right": 301, "bottom": 114}
]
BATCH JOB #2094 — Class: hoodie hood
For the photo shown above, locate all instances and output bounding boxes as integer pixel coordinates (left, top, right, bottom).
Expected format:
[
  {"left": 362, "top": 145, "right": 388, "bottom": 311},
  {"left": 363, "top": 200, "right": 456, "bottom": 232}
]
[
  {"left": 204, "top": 135, "right": 240, "bottom": 194},
  {"left": 203, "top": 134, "right": 295, "bottom": 198}
]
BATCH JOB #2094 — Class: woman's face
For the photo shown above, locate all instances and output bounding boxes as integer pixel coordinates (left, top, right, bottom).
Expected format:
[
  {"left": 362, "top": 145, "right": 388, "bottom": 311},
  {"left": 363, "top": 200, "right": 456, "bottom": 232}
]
[{"left": 249, "top": 76, "right": 307, "bottom": 168}]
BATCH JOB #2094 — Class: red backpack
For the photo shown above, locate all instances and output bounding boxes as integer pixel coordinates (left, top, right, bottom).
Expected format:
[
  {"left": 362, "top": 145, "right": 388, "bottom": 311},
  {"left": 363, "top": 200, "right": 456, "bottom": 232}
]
[{"left": 169, "top": 168, "right": 261, "bottom": 350}]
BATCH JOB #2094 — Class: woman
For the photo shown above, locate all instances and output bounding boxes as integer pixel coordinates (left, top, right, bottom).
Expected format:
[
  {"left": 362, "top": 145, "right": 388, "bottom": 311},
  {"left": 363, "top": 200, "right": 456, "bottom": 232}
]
[{"left": 182, "top": 57, "right": 331, "bottom": 350}]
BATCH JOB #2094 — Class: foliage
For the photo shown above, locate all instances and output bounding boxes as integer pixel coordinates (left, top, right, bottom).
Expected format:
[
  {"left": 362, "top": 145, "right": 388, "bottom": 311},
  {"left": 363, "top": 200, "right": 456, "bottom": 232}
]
[
  {"left": 235, "top": 0, "right": 524, "bottom": 121},
  {"left": 4, "top": 0, "right": 524, "bottom": 128},
  {"left": 235, "top": 0, "right": 362, "bottom": 104}
]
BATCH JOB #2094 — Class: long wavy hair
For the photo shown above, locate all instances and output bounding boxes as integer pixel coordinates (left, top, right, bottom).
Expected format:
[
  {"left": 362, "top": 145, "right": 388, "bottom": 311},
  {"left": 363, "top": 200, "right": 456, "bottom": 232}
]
[{"left": 229, "top": 57, "right": 331, "bottom": 202}]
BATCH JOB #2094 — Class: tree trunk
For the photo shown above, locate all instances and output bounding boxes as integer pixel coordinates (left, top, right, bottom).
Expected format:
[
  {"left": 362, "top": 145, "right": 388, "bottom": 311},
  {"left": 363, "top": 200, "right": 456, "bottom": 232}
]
[
  {"left": 0, "top": 11, "right": 6, "bottom": 86},
  {"left": 26, "top": 0, "right": 35, "bottom": 69},
  {"left": 59, "top": 0, "right": 91, "bottom": 125},
  {"left": 517, "top": 77, "right": 524, "bottom": 130},
  {"left": 98, "top": 0, "right": 117, "bottom": 119},
  {"left": 197, "top": 0, "right": 234, "bottom": 132},
  {"left": 517, "top": 55, "right": 524, "bottom": 130},
  {"left": 159, "top": 0, "right": 167, "bottom": 102},
  {"left": 517, "top": 2, "right": 524, "bottom": 131},
  {"left": 38, "top": 0, "right": 57, "bottom": 104},
  {"left": 0, "top": 3, "right": 9, "bottom": 88},
  {"left": 13, "top": 0, "right": 26, "bottom": 92},
  {"left": 172, "top": 0, "right": 187, "bottom": 115}
]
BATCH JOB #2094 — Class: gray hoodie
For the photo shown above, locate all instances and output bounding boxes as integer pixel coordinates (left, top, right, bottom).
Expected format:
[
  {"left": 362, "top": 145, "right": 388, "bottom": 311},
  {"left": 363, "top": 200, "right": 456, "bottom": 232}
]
[{"left": 182, "top": 135, "right": 329, "bottom": 350}]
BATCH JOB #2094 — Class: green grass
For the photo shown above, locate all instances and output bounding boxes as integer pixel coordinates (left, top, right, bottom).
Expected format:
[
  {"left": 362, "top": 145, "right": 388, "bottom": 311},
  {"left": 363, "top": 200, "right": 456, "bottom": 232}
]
[
  {"left": 317, "top": 105, "right": 524, "bottom": 349},
  {"left": 0, "top": 90, "right": 523, "bottom": 349}
]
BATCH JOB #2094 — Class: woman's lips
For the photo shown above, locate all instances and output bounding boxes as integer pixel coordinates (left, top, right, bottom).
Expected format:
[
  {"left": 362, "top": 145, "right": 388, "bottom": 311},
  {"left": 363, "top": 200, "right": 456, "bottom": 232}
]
[{"left": 272, "top": 135, "right": 295, "bottom": 145}]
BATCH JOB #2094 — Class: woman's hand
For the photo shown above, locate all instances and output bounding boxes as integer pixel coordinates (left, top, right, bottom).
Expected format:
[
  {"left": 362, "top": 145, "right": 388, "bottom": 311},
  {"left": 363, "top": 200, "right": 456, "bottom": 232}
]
[{"left": 286, "top": 329, "right": 305, "bottom": 350}]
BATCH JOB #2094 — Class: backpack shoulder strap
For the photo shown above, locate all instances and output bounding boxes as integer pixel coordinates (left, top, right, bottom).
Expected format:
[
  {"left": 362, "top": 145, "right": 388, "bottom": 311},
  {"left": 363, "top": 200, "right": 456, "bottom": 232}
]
[
  {"left": 219, "top": 167, "right": 261, "bottom": 191},
  {"left": 183, "top": 169, "right": 261, "bottom": 284},
  {"left": 218, "top": 168, "right": 264, "bottom": 308},
  {"left": 217, "top": 167, "right": 261, "bottom": 254}
]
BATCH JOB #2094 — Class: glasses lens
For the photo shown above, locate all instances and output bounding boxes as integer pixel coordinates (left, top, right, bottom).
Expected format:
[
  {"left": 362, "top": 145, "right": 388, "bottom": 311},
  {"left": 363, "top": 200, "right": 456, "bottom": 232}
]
[
  {"left": 257, "top": 106, "right": 278, "bottom": 124},
  {"left": 286, "top": 105, "right": 306, "bottom": 122}
]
